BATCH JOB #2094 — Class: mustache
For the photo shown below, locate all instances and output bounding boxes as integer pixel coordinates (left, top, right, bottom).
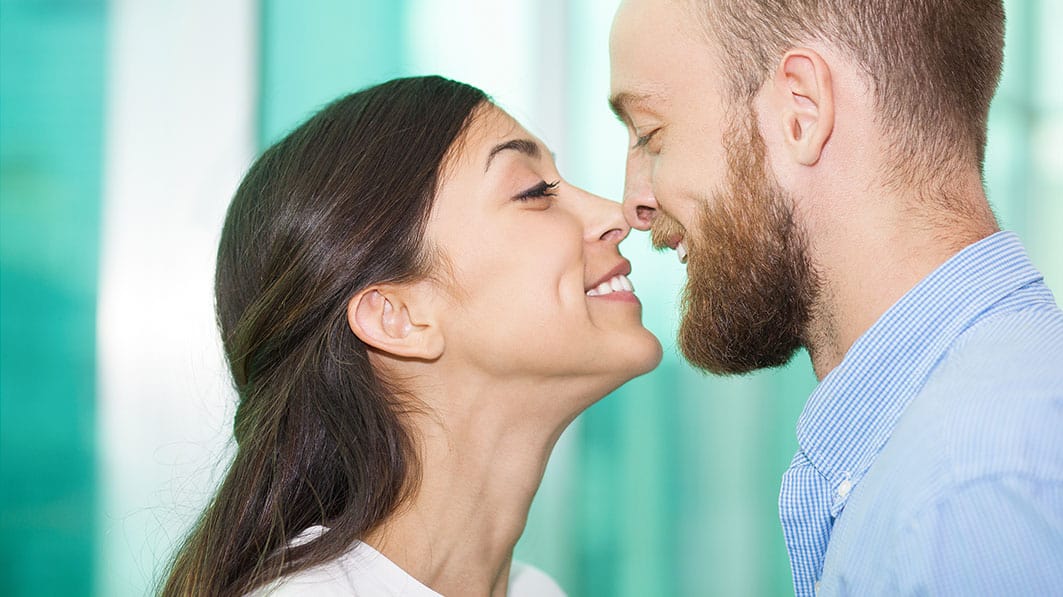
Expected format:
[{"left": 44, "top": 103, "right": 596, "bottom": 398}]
[{"left": 649, "top": 212, "right": 688, "bottom": 252}]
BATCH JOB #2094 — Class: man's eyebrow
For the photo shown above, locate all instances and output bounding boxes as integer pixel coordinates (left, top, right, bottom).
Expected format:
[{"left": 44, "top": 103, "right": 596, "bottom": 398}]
[
  {"left": 608, "top": 91, "right": 659, "bottom": 124},
  {"left": 485, "top": 138, "right": 541, "bottom": 172}
]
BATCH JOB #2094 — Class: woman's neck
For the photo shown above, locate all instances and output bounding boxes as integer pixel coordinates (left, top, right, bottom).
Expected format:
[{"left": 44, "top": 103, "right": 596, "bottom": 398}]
[{"left": 363, "top": 377, "right": 578, "bottom": 597}]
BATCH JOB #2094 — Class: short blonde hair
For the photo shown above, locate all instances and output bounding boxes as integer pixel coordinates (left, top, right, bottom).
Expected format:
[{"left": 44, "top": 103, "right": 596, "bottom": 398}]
[{"left": 697, "top": 0, "right": 1005, "bottom": 188}]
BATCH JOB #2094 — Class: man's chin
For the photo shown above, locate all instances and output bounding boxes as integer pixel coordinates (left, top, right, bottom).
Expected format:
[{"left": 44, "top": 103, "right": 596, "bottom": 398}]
[{"left": 677, "top": 293, "right": 804, "bottom": 375}]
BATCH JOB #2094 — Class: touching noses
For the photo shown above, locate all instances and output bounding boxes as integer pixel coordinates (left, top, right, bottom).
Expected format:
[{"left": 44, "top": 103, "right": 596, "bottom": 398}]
[{"left": 621, "top": 153, "right": 657, "bottom": 231}]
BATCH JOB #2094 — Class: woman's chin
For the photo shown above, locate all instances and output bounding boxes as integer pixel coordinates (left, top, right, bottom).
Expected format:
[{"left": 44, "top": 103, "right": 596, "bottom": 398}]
[
  {"left": 630, "top": 332, "right": 665, "bottom": 376},
  {"left": 595, "top": 330, "right": 664, "bottom": 392}
]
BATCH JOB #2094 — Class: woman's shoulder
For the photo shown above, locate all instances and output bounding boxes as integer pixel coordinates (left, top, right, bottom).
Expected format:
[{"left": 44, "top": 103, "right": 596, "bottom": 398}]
[
  {"left": 246, "top": 563, "right": 355, "bottom": 597},
  {"left": 246, "top": 526, "right": 566, "bottom": 597},
  {"left": 246, "top": 527, "right": 440, "bottom": 597},
  {"left": 251, "top": 560, "right": 565, "bottom": 597}
]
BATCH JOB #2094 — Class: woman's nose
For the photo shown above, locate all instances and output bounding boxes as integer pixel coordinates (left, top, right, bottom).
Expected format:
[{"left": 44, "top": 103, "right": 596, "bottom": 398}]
[
  {"left": 622, "top": 155, "right": 657, "bottom": 231},
  {"left": 577, "top": 187, "right": 630, "bottom": 245}
]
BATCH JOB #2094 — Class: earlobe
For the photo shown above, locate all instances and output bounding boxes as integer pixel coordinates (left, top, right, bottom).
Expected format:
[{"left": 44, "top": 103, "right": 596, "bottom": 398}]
[
  {"left": 774, "top": 48, "right": 835, "bottom": 166},
  {"left": 346, "top": 286, "right": 444, "bottom": 360}
]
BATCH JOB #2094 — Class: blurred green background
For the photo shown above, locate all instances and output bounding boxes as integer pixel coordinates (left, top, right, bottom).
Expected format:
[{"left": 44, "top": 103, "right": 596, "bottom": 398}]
[{"left": 1, "top": 0, "right": 1060, "bottom": 595}]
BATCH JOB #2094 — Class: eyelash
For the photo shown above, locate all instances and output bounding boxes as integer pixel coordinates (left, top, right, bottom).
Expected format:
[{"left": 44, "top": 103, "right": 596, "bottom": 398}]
[
  {"left": 515, "top": 180, "right": 560, "bottom": 201},
  {"left": 633, "top": 129, "right": 659, "bottom": 149}
]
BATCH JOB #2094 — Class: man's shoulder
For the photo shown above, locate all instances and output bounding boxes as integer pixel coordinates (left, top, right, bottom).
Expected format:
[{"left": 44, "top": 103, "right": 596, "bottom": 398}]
[
  {"left": 875, "top": 299, "right": 1063, "bottom": 492},
  {"left": 922, "top": 301, "right": 1063, "bottom": 453},
  {"left": 940, "top": 297, "right": 1063, "bottom": 385},
  {"left": 850, "top": 301, "right": 1063, "bottom": 506},
  {"left": 820, "top": 253, "right": 1063, "bottom": 594}
]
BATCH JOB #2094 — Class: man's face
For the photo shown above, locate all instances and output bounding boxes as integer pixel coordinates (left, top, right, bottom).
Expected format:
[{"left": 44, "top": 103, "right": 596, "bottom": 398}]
[{"left": 609, "top": 0, "right": 819, "bottom": 374}]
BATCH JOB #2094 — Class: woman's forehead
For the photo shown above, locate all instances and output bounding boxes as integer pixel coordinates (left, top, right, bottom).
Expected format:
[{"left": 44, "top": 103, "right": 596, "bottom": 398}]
[
  {"left": 438, "top": 104, "right": 540, "bottom": 182},
  {"left": 464, "top": 105, "right": 534, "bottom": 156}
]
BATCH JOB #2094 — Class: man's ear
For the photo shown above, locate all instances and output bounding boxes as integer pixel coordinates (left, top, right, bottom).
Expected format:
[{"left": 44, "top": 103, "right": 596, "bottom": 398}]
[
  {"left": 772, "top": 48, "right": 835, "bottom": 166},
  {"left": 346, "top": 284, "right": 444, "bottom": 360}
]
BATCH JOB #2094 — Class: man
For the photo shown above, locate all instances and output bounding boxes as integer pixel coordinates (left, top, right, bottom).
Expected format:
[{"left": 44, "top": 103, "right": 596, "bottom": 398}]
[{"left": 608, "top": 0, "right": 1063, "bottom": 595}]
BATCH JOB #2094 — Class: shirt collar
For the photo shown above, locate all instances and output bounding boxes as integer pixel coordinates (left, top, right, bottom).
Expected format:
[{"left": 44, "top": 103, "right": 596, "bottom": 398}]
[{"left": 796, "top": 231, "right": 1043, "bottom": 514}]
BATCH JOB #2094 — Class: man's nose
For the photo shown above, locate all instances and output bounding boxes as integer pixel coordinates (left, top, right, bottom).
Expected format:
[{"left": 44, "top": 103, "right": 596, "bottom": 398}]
[{"left": 622, "top": 157, "right": 657, "bottom": 231}]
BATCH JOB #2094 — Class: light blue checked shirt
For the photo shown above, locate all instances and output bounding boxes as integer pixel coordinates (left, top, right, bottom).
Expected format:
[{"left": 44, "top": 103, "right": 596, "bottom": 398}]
[{"left": 779, "top": 231, "right": 1063, "bottom": 596}]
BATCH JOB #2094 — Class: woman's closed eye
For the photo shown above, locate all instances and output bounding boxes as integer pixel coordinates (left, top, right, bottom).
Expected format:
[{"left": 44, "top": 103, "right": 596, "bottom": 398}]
[{"left": 514, "top": 180, "right": 560, "bottom": 202}]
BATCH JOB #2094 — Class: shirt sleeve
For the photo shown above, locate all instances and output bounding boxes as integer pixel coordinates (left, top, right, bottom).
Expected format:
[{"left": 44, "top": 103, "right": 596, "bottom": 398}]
[{"left": 888, "top": 473, "right": 1063, "bottom": 596}]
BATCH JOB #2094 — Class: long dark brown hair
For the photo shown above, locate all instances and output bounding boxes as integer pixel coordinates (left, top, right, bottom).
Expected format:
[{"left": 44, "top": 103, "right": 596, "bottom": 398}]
[{"left": 162, "top": 76, "right": 487, "bottom": 596}]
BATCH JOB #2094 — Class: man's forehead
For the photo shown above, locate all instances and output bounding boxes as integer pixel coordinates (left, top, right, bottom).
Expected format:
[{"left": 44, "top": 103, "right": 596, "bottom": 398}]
[
  {"left": 609, "top": 1, "right": 725, "bottom": 113},
  {"left": 609, "top": 0, "right": 712, "bottom": 76},
  {"left": 608, "top": 0, "right": 674, "bottom": 110},
  {"left": 612, "top": 0, "right": 703, "bottom": 38}
]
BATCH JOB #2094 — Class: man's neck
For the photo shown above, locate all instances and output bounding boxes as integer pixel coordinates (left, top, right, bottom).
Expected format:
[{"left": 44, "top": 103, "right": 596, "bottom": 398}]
[{"left": 803, "top": 186, "right": 998, "bottom": 380}]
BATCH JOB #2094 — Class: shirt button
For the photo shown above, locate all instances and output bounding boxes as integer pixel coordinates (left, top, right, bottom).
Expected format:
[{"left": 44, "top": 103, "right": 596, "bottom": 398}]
[
  {"left": 837, "top": 479, "right": 852, "bottom": 498},
  {"left": 814, "top": 581, "right": 821, "bottom": 595}
]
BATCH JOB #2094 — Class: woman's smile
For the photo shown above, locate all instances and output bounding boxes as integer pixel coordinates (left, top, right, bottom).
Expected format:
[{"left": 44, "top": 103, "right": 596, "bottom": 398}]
[
  {"left": 425, "top": 104, "right": 661, "bottom": 385},
  {"left": 585, "top": 260, "right": 640, "bottom": 303}
]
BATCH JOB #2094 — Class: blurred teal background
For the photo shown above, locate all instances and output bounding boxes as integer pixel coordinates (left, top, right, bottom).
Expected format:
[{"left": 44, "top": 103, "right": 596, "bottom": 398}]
[{"left": 1, "top": 1, "right": 1060, "bottom": 595}]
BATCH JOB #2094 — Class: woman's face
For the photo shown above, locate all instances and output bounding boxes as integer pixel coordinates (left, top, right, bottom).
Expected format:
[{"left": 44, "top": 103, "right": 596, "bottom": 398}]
[{"left": 426, "top": 105, "right": 662, "bottom": 395}]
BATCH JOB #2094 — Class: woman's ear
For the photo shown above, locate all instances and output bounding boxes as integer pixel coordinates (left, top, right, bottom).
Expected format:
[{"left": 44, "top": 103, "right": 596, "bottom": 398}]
[
  {"left": 772, "top": 47, "right": 835, "bottom": 166},
  {"left": 346, "top": 283, "right": 444, "bottom": 360}
]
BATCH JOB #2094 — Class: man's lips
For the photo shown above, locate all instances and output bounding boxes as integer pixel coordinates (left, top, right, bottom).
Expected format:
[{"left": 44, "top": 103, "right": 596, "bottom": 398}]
[
  {"left": 650, "top": 215, "right": 689, "bottom": 264},
  {"left": 650, "top": 230, "right": 679, "bottom": 251},
  {"left": 652, "top": 233, "right": 689, "bottom": 265},
  {"left": 676, "top": 240, "right": 688, "bottom": 264}
]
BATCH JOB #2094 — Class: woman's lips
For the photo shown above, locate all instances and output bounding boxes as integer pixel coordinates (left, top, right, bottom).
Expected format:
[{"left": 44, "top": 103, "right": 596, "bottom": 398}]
[
  {"left": 585, "top": 261, "right": 640, "bottom": 303},
  {"left": 586, "top": 272, "right": 634, "bottom": 296}
]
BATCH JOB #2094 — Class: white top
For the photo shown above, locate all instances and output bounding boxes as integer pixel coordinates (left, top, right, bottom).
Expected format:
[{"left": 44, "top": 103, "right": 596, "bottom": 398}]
[{"left": 248, "top": 526, "right": 566, "bottom": 597}]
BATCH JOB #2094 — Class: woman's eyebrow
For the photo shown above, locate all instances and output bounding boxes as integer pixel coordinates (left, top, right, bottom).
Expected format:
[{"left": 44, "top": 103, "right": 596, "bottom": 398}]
[{"left": 485, "top": 138, "right": 541, "bottom": 172}]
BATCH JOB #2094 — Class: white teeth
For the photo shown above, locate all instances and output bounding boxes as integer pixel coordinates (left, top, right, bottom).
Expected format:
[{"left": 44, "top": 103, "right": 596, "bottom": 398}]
[
  {"left": 586, "top": 274, "right": 635, "bottom": 296},
  {"left": 676, "top": 241, "right": 688, "bottom": 265}
]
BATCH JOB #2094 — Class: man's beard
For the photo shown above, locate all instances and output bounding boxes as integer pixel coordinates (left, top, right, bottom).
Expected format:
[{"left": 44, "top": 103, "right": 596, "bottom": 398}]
[{"left": 652, "top": 108, "right": 819, "bottom": 375}]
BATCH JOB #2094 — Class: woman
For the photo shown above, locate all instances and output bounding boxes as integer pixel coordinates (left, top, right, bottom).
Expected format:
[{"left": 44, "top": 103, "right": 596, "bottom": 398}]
[{"left": 162, "top": 75, "right": 661, "bottom": 596}]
